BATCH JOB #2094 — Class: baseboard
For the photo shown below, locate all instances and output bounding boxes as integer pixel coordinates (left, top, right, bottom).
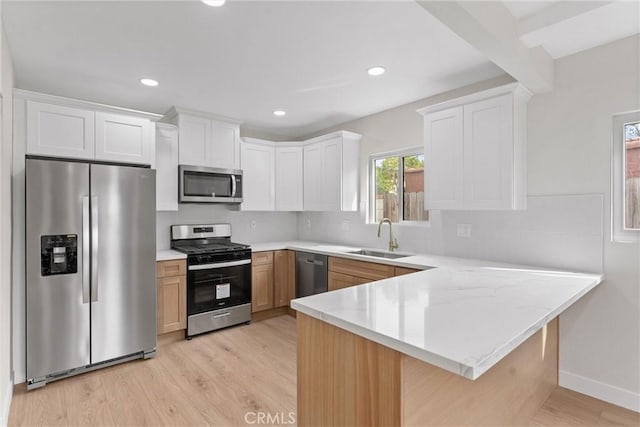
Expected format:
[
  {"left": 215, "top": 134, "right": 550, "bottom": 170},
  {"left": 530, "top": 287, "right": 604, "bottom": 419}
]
[
  {"left": 0, "top": 375, "right": 13, "bottom": 427},
  {"left": 560, "top": 370, "right": 640, "bottom": 413}
]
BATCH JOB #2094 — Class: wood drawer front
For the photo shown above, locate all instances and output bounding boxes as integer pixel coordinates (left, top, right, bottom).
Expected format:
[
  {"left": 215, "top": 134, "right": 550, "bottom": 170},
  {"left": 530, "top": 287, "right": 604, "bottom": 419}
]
[
  {"left": 252, "top": 251, "right": 274, "bottom": 266},
  {"left": 157, "top": 259, "right": 186, "bottom": 278},
  {"left": 395, "top": 267, "right": 421, "bottom": 276},
  {"left": 328, "top": 257, "right": 395, "bottom": 281},
  {"left": 328, "top": 271, "right": 369, "bottom": 291}
]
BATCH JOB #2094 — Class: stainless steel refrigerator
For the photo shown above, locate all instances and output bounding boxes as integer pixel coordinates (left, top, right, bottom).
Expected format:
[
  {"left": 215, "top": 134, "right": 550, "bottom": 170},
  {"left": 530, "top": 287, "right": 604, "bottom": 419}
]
[{"left": 25, "top": 157, "right": 157, "bottom": 389}]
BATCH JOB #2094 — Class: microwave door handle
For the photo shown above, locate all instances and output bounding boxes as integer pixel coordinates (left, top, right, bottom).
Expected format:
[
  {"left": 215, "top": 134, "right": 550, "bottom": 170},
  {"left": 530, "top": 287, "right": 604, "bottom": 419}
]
[{"left": 231, "top": 175, "right": 237, "bottom": 197}]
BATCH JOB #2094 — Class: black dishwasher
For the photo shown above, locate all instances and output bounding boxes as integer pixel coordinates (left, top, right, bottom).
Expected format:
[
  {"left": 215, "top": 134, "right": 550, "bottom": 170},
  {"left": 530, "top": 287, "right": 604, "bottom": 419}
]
[{"left": 295, "top": 252, "right": 328, "bottom": 297}]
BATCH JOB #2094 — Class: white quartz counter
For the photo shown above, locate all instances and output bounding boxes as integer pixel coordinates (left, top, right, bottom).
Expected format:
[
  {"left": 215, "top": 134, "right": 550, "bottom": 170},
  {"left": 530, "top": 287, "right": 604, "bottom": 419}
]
[
  {"left": 249, "top": 241, "right": 602, "bottom": 380},
  {"left": 156, "top": 250, "right": 187, "bottom": 261}
]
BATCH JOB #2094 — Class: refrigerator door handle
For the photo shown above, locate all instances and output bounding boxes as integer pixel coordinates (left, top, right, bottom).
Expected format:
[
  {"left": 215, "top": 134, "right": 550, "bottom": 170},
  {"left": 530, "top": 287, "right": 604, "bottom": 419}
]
[
  {"left": 91, "top": 196, "right": 99, "bottom": 302},
  {"left": 82, "top": 196, "right": 90, "bottom": 304}
]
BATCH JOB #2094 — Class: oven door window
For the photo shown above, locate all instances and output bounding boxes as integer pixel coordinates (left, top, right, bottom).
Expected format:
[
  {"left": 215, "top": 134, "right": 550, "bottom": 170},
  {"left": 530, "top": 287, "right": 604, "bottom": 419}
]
[
  {"left": 187, "top": 264, "right": 250, "bottom": 314},
  {"left": 183, "top": 171, "right": 232, "bottom": 198}
]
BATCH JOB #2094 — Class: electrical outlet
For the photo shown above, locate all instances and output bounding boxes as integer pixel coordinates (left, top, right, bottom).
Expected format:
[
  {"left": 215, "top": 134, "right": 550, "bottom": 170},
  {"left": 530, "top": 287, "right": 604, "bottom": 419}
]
[
  {"left": 250, "top": 220, "right": 257, "bottom": 229},
  {"left": 341, "top": 220, "right": 350, "bottom": 232},
  {"left": 456, "top": 223, "right": 472, "bottom": 238},
  {"left": 306, "top": 218, "right": 311, "bottom": 228}
]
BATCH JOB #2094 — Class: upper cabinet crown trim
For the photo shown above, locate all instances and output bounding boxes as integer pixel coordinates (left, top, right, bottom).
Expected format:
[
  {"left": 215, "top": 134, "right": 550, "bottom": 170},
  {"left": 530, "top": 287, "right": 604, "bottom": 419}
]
[
  {"left": 163, "top": 106, "right": 242, "bottom": 125},
  {"left": 14, "top": 89, "right": 162, "bottom": 121},
  {"left": 416, "top": 83, "right": 533, "bottom": 116},
  {"left": 303, "top": 130, "right": 363, "bottom": 145}
]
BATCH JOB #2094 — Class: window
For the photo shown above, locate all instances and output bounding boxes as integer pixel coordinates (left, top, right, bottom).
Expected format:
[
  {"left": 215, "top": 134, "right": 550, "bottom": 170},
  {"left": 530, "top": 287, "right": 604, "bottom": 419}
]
[
  {"left": 612, "top": 111, "right": 640, "bottom": 242},
  {"left": 370, "top": 148, "right": 428, "bottom": 223}
]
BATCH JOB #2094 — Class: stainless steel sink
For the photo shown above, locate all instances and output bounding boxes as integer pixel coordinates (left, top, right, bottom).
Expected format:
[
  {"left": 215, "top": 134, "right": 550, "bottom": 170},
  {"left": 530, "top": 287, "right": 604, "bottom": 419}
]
[{"left": 347, "top": 249, "right": 410, "bottom": 259}]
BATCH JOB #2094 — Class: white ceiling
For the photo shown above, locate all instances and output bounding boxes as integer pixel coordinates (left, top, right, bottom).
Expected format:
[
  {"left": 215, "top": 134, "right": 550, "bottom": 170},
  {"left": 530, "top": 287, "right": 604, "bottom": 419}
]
[
  {"left": 503, "top": 0, "right": 640, "bottom": 59},
  {"left": 2, "top": 1, "right": 505, "bottom": 138},
  {"left": 4, "top": 1, "right": 638, "bottom": 138}
]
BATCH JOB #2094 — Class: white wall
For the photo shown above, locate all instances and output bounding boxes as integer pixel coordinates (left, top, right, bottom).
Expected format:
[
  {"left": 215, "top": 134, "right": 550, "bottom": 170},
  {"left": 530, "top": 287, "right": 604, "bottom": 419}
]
[
  {"left": 299, "top": 35, "right": 640, "bottom": 411},
  {"left": 528, "top": 35, "right": 639, "bottom": 410},
  {"left": 0, "top": 10, "right": 15, "bottom": 427},
  {"left": 157, "top": 206, "right": 298, "bottom": 250}
]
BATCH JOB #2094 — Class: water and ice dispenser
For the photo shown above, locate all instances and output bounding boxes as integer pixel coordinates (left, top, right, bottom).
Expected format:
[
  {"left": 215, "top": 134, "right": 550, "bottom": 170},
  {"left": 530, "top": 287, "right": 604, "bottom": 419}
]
[{"left": 40, "top": 234, "right": 78, "bottom": 276}]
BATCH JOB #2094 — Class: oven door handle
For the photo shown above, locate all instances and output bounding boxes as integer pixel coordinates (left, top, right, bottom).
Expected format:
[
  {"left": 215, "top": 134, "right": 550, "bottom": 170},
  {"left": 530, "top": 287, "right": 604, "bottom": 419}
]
[{"left": 188, "top": 259, "right": 251, "bottom": 270}]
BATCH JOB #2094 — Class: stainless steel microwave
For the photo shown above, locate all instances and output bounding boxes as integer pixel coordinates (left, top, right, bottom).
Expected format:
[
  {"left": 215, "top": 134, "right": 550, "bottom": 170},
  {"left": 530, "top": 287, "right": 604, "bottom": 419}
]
[{"left": 179, "top": 165, "right": 243, "bottom": 203}]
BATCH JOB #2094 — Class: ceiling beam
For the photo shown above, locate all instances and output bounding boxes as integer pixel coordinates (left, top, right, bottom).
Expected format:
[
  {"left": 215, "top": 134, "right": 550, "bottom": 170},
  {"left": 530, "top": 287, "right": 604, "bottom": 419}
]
[{"left": 416, "top": 0, "right": 554, "bottom": 93}]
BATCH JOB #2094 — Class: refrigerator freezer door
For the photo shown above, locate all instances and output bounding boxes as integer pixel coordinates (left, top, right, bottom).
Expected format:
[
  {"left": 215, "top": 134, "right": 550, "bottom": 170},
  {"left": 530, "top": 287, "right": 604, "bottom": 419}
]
[
  {"left": 26, "top": 158, "right": 91, "bottom": 380},
  {"left": 90, "top": 164, "right": 156, "bottom": 364}
]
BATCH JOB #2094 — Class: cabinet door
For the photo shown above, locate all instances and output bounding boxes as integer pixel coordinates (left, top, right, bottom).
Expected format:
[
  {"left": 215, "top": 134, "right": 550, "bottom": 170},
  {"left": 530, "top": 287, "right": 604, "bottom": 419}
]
[
  {"left": 157, "top": 275, "right": 186, "bottom": 334},
  {"left": 395, "top": 267, "right": 420, "bottom": 276},
  {"left": 95, "top": 112, "right": 151, "bottom": 164},
  {"left": 463, "top": 94, "right": 513, "bottom": 209},
  {"left": 252, "top": 263, "right": 274, "bottom": 313},
  {"left": 241, "top": 142, "right": 275, "bottom": 211},
  {"left": 424, "top": 106, "right": 464, "bottom": 210},
  {"left": 26, "top": 100, "right": 95, "bottom": 159},
  {"left": 179, "top": 115, "right": 212, "bottom": 167},
  {"left": 303, "top": 142, "right": 323, "bottom": 211},
  {"left": 155, "top": 124, "right": 179, "bottom": 211},
  {"left": 275, "top": 146, "right": 303, "bottom": 211},
  {"left": 321, "top": 137, "right": 342, "bottom": 211},
  {"left": 274, "top": 250, "right": 295, "bottom": 308},
  {"left": 211, "top": 119, "right": 241, "bottom": 170}
]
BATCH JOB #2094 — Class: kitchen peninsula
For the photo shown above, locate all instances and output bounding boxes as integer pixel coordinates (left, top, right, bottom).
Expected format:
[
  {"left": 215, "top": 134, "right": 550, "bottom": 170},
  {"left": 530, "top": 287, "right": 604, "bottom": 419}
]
[{"left": 289, "top": 249, "right": 602, "bottom": 426}]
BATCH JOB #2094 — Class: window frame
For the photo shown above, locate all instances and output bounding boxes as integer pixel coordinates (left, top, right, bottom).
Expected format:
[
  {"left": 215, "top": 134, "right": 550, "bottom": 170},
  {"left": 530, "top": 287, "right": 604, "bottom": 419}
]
[
  {"left": 611, "top": 110, "right": 639, "bottom": 243},
  {"left": 368, "top": 146, "right": 429, "bottom": 226}
]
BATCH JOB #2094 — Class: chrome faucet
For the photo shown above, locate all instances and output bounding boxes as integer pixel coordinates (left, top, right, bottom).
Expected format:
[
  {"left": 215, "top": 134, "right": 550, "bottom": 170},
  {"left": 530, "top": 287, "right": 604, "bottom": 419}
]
[{"left": 377, "top": 218, "right": 399, "bottom": 252}]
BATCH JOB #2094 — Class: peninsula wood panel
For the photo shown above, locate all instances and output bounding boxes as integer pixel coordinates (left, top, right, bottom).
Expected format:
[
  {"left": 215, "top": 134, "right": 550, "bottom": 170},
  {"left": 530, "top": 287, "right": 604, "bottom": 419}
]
[
  {"left": 328, "top": 271, "right": 368, "bottom": 291},
  {"left": 273, "top": 250, "right": 295, "bottom": 308},
  {"left": 297, "top": 313, "right": 401, "bottom": 427},
  {"left": 328, "top": 256, "right": 395, "bottom": 281},
  {"left": 402, "top": 317, "right": 559, "bottom": 426},
  {"left": 394, "top": 267, "right": 421, "bottom": 276}
]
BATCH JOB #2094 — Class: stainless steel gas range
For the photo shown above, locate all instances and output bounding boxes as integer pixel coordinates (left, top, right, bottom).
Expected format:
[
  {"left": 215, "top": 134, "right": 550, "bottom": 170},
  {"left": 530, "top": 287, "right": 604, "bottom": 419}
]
[{"left": 170, "top": 224, "right": 251, "bottom": 339}]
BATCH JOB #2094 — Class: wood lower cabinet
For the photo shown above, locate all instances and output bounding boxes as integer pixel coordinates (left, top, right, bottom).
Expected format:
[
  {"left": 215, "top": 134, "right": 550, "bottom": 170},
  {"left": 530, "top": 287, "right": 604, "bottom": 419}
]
[
  {"left": 252, "top": 252, "right": 274, "bottom": 313},
  {"left": 274, "top": 250, "right": 295, "bottom": 308},
  {"left": 327, "top": 257, "right": 422, "bottom": 291},
  {"left": 156, "top": 259, "right": 187, "bottom": 335}
]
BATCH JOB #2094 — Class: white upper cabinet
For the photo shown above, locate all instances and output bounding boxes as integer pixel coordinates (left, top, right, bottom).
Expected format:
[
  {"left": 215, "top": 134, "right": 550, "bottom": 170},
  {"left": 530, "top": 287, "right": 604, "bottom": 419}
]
[
  {"left": 423, "top": 106, "right": 464, "bottom": 210},
  {"left": 303, "top": 142, "right": 323, "bottom": 211},
  {"left": 164, "top": 108, "right": 241, "bottom": 170},
  {"left": 303, "top": 131, "right": 361, "bottom": 212},
  {"left": 155, "top": 123, "right": 179, "bottom": 211},
  {"left": 27, "top": 101, "right": 95, "bottom": 159},
  {"left": 211, "top": 119, "right": 241, "bottom": 170},
  {"left": 178, "top": 114, "right": 212, "bottom": 167},
  {"left": 240, "top": 138, "right": 275, "bottom": 211},
  {"left": 23, "top": 93, "right": 157, "bottom": 165},
  {"left": 418, "top": 83, "right": 532, "bottom": 211},
  {"left": 95, "top": 112, "right": 152, "bottom": 164},
  {"left": 275, "top": 145, "right": 303, "bottom": 211}
]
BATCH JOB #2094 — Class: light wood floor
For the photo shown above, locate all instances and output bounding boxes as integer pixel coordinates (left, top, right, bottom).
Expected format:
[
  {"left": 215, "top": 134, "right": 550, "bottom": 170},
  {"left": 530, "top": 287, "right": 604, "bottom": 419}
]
[{"left": 8, "top": 315, "right": 639, "bottom": 426}]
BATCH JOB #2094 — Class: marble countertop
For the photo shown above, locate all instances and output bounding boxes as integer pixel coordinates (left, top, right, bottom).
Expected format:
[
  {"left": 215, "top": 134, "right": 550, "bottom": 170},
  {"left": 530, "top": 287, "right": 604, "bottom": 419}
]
[
  {"left": 156, "top": 249, "right": 187, "bottom": 261},
  {"left": 249, "top": 241, "right": 602, "bottom": 380}
]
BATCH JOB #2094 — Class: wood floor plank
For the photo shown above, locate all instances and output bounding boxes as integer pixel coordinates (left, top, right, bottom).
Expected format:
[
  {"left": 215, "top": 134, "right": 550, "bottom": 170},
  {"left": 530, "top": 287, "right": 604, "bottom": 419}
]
[{"left": 8, "top": 315, "right": 639, "bottom": 427}]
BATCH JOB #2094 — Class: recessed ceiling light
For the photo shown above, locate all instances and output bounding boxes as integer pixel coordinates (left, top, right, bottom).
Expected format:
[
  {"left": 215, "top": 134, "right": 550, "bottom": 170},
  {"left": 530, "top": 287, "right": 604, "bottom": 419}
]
[
  {"left": 273, "top": 110, "right": 286, "bottom": 117},
  {"left": 201, "top": 0, "right": 226, "bottom": 6},
  {"left": 367, "top": 66, "right": 386, "bottom": 76},
  {"left": 140, "top": 78, "right": 159, "bottom": 87}
]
